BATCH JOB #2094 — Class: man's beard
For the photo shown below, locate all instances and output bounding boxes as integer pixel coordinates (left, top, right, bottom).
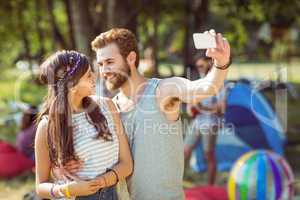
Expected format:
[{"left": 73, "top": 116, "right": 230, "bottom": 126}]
[{"left": 105, "top": 63, "right": 130, "bottom": 91}]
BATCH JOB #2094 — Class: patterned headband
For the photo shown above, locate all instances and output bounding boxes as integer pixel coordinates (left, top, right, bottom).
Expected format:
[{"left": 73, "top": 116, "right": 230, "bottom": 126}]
[{"left": 65, "top": 53, "right": 81, "bottom": 78}]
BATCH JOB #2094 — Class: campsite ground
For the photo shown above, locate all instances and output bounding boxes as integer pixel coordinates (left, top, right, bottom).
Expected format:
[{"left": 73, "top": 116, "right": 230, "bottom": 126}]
[{"left": 0, "top": 62, "right": 300, "bottom": 200}]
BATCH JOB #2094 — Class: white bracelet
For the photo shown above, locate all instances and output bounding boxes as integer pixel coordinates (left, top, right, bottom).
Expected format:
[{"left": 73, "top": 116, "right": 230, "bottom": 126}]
[{"left": 56, "top": 185, "right": 66, "bottom": 198}]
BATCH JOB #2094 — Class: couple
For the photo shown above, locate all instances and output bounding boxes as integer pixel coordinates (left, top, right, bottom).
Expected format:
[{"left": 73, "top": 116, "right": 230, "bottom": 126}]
[{"left": 35, "top": 28, "right": 231, "bottom": 200}]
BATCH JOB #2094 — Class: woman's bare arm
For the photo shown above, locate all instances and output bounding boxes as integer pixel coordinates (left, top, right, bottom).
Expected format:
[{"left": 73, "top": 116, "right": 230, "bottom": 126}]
[
  {"left": 94, "top": 98, "right": 133, "bottom": 187},
  {"left": 35, "top": 118, "right": 100, "bottom": 198},
  {"left": 35, "top": 118, "right": 54, "bottom": 198}
]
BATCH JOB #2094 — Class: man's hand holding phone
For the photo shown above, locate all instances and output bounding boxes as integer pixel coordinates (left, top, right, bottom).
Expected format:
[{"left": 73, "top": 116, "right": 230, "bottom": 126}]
[{"left": 193, "top": 29, "right": 231, "bottom": 69}]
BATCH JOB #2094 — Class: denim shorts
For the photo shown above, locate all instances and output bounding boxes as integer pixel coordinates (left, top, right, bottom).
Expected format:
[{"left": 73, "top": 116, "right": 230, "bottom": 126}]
[{"left": 75, "top": 186, "right": 118, "bottom": 200}]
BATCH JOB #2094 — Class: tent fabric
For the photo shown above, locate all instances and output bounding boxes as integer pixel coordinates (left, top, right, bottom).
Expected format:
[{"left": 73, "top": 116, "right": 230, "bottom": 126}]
[
  {"left": 0, "top": 140, "right": 34, "bottom": 178},
  {"left": 225, "top": 82, "right": 285, "bottom": 154},
  {"left": 190, "top": 82, "right": 286, "bottom": 172},
  {"left": 185, "top": 185, "right": 228, "bottom": 200},
  {"left": 191, "top": 127, "right": 252, "bottom": 172}
]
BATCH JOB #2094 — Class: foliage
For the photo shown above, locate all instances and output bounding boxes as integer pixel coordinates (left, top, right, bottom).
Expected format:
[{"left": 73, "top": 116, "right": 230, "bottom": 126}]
[{"left": 1, "top": 0, "right": 299, "bottom": 70}]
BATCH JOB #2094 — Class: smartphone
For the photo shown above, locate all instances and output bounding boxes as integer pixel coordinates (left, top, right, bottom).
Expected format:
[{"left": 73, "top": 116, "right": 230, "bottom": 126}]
[{"left": 193, "top": 33, "right": 216, "bottom": 49}]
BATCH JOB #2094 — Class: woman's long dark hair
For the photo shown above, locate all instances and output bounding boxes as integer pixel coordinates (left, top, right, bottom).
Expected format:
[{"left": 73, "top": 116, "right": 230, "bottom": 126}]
[{"left": 37, "top": 50, "right": 112, "bottom": 166}]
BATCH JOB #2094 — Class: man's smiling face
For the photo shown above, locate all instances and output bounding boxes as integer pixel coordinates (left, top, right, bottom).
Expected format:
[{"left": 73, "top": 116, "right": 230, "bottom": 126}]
[{"left": 96, "top": 43, "right": 130, "bottom": 91}]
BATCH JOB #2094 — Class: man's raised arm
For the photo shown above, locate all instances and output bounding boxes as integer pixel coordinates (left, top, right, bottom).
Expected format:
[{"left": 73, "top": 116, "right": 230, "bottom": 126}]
[{"left": 158, "top": 30, "right": 231, "bottom": 104}]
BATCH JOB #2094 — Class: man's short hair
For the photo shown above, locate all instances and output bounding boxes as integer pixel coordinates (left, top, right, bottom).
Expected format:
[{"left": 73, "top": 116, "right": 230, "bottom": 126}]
[{"left": 91, "top": 28, "right": 140, "bottom": 67}]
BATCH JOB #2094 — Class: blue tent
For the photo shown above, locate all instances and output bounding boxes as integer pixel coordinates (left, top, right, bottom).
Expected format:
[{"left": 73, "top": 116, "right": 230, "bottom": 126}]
[{"left": 190, "top": 81, "right": 286, "bottom": 172}]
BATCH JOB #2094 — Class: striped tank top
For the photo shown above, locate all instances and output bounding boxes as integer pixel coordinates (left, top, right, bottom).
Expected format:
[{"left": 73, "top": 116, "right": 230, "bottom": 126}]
[
  {"left": 116, "top": 78, "right": 184, "bottom": 200},
  {"left": 71, "top": 97, "right": 119, "bottom": 180}
]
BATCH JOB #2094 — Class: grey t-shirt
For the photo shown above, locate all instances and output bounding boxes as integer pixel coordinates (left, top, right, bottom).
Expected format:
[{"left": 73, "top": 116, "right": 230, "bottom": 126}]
[{"left": 114, "top": 78, "right": 184, "bottom": 200}]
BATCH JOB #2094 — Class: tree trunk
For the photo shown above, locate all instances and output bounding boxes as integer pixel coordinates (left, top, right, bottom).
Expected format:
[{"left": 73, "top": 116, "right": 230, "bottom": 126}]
[
  {"left": 183, "top": 0, "right": 193, "bottom": 76},
  {"left": 106, "top": 0, "right": 138, "bottom": 35},
  {"left": 152, "top": 0, "right": 159, "bottom": 77},
  {"left": 91, "top": 0, "right": 105, "bottom": 35},
  {"left": 106, "top": 0, "right": 115, "bottom": 29},
  {"left": 46, "top": 0, "right": 68, "bottom": 49},
  {"left": 193, "top": 0, "right": 208, "bottom": 32},
  {"left": 16, "top": 0, "right": 34, "bottom": 79},
  {"left": 63, "top": 0, "right": 76, "bottom": 49},
  {"left": 34, "top": 0, "right": 45, "bottom": 63},
  {"left": 71, "top": 0, "right": 95, "bottom": 59},
  {"left": 183, "top": 0, "right": 209, "bottom": 77}
]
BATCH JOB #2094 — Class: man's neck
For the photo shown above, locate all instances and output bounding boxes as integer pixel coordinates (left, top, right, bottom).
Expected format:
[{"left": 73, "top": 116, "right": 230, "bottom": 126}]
[{"left": 119, "top": 72, "right": 147, "bottom": 101}]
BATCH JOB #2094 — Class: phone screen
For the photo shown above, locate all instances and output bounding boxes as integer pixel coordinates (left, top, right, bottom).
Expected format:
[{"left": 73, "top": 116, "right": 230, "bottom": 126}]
[{"left": 193, "top": 33, "right": 216, "bottom": 49}]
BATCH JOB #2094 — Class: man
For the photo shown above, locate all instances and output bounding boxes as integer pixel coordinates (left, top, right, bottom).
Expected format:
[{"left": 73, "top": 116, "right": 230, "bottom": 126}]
[{"left": 67, "top": 28, "right": 230, "bottom": 200}]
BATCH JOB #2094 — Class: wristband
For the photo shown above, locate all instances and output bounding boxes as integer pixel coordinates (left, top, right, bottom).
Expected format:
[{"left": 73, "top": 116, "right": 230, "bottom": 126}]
[
  {"left": 214, "top": 57, "right": 232, "bottom": 70},
  {"left": 63, "top": 184, "right": 71, "bottom": 198},
  {"left": 109, "top": 168, "right": 119, "bottom": 183},
  {"left": 57, "top": 185, "right": 65, "bottom": 198},
  {"left": 50, "top": 184, "right": 57, "bottom": 199}
]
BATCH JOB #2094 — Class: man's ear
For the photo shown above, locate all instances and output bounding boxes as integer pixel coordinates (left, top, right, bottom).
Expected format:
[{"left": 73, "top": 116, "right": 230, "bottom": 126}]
[{"left": 126, "top": 51, "right": 137, "bottom": 68}]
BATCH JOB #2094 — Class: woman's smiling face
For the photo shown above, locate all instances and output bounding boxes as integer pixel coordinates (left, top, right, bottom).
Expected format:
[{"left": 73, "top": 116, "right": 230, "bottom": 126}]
[{"left": 71, "top": 66, "right": 96, "bottom": 97}]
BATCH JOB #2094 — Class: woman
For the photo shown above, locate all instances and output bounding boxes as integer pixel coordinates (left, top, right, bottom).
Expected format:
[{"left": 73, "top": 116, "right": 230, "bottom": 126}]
[{"left": 35, "top": 50, "right": 132, "bottom": 199}]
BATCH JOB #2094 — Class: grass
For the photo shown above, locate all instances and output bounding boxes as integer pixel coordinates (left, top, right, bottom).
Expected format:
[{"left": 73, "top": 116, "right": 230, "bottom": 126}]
[
  {"left": 0, "top": 62, "right": 300, "bottom": 199},
  {"left": 0, "top": 174, "right": 35, "bottom": 200}
]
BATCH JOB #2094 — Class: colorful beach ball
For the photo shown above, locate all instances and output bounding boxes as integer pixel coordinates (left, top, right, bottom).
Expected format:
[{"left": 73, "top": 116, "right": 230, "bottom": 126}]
[{"left": 228, "top": 150, "right": 294, "bottom": 200}]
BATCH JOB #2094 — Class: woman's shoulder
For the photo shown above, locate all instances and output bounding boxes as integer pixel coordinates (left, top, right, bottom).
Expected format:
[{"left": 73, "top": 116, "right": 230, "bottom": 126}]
[
  {"left": 35, "top": 116, "right": 49, "bottom": 146},
  {"left": 38, "top": 115, "right": 48, "bottom": 126}
]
